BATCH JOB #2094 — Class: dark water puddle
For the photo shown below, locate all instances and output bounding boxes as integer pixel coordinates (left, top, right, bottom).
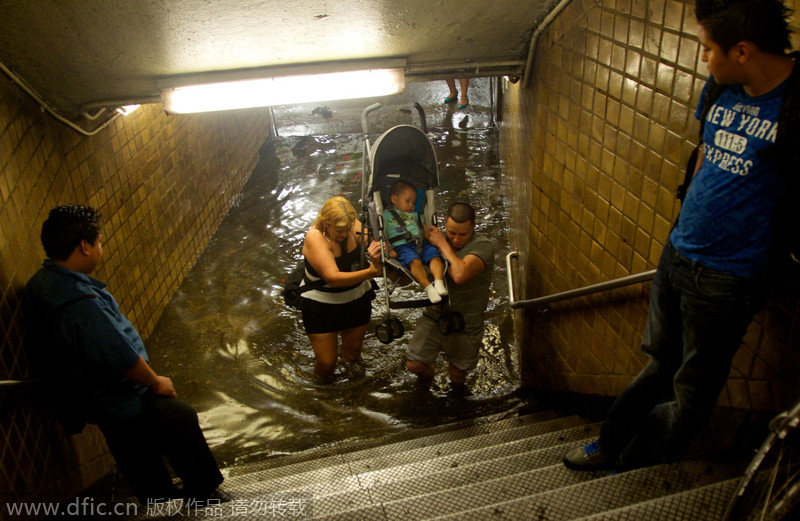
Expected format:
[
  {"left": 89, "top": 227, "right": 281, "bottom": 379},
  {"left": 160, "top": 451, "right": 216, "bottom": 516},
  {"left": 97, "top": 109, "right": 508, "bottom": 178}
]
[{"left": 146, "top": 100, "right": 528, "bottom": 467}]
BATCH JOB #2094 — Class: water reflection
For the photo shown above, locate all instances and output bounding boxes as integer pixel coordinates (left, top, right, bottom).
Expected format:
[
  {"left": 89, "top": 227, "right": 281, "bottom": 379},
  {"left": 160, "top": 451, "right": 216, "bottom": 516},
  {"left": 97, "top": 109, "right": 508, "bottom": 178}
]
[{"left": 146, "top": 100, "right": 525, "bottom": 467}]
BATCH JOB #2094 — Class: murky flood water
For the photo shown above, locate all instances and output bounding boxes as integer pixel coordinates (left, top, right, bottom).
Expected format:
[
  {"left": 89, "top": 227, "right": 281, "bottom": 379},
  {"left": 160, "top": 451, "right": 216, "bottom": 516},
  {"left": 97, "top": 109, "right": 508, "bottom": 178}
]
[{"left": 146, "top": 87, "right": 529, "bottom": 467}]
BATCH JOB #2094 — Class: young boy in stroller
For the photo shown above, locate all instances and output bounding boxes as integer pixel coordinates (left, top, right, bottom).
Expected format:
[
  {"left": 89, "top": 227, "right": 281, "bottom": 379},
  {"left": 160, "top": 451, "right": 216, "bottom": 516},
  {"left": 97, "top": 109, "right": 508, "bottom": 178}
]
[{"left": 383, "top": 180, "right": 448, "bottom": 303}]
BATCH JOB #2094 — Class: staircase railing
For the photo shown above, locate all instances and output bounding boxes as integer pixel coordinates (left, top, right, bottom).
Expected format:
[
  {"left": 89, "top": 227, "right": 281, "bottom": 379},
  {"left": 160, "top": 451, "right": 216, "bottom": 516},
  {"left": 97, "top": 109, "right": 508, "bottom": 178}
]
[
  {"left": 0, "top": 379, "right": 44, "bottom": 392},
  {"left": 506, "top": 251, "right": 656, "bottom": 310}
]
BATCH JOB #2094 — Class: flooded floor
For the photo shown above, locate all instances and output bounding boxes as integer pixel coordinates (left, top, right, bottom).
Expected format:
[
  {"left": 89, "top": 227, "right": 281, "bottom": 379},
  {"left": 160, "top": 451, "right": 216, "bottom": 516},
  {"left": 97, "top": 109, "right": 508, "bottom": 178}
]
[{"left": 145, "top": 80, "right": 532, "bottom": 467}]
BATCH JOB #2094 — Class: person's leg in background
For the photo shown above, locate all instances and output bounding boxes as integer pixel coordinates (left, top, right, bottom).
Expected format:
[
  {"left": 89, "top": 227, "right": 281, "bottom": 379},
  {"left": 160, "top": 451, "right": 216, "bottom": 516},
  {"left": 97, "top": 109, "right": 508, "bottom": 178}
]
[
  {"left": 457, "top": 79, "right": 470, "bottom": 108},
  {"left": 444, "top": 79, "right": 458, "bottom": 103}
]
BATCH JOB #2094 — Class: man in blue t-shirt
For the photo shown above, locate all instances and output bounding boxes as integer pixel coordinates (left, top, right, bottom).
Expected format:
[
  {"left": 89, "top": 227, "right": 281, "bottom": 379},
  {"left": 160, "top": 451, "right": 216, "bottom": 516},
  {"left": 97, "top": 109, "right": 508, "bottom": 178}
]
[
  {"left": 564, "top": 0, "right": 797, "bottom": 472},
  {"left": 23, "top": 205, "right": 224, "bottom": 505}
]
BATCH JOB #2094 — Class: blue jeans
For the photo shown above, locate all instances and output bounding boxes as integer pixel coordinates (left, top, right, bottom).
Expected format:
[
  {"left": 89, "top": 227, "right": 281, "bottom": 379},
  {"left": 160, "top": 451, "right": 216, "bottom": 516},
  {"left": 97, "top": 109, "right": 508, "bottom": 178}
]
[{"left": 599, "top": 241, "right": 766, "bottom": 470}]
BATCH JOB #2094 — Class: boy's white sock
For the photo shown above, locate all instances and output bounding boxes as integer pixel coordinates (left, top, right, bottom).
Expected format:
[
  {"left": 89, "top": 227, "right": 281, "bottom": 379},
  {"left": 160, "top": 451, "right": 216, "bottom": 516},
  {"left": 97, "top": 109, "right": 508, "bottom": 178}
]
[
  {"left": 424, "top": 283, "right": 442, "bottom": 303},
  {"left": 433, "top": 279, "right": 448, "bottom": 296}
]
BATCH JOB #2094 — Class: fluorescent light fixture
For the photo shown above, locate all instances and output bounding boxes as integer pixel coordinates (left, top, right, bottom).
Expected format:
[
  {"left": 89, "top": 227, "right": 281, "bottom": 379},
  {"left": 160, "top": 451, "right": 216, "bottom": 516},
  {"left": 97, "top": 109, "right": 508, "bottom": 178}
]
[
  {"left": 116, "top": 104, "right": 140, "bottom": 116},
  {"left": 161, "top": 62, "right": 406, "bottom": 114}
]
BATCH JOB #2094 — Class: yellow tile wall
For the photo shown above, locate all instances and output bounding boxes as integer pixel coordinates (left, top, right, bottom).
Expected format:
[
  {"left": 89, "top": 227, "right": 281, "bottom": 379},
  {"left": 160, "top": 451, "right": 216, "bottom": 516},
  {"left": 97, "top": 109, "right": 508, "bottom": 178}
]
[
  {"left": 500, "top": 0, "right": 800, "bottom": 411},
  {"left": 0, "top": 70, "right": 270, "bottom": 509}
]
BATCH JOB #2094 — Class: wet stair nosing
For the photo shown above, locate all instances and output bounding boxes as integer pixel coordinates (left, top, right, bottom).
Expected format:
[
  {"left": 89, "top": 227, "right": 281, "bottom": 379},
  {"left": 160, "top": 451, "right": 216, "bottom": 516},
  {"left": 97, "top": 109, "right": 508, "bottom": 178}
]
[
  {"left": 123, "top": 409, "right": 747, "bottom": 521},
  {"left": 227, "top": 410, "right": 566, "bottom": 479}
]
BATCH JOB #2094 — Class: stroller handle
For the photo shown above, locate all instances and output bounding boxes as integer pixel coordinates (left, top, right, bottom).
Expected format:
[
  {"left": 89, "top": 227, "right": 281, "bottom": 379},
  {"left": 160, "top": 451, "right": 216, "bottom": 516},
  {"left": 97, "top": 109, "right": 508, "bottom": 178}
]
[{"left": 361, "top": 103, "right": 382, "bottom": 134}]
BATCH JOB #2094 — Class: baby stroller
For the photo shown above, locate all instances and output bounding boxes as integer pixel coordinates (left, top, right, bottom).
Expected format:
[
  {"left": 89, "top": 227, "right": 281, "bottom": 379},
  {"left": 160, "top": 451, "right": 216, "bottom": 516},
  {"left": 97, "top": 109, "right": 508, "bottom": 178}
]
[{"left": 360, "top": 103, "right": 464, "bottom": 344}]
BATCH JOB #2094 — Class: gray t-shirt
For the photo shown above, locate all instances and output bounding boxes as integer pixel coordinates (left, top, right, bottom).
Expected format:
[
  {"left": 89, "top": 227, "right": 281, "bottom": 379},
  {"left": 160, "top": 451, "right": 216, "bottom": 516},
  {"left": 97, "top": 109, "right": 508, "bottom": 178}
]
[{"left": 429, "top": 233, "right": 495, "bottom": 333}]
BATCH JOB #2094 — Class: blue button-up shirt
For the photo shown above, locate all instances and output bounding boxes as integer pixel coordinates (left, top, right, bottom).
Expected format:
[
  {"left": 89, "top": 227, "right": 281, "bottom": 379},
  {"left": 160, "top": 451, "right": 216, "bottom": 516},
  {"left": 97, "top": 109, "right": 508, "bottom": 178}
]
[{"left": 23, "top": 260, "right": 148, "bottom": 423}]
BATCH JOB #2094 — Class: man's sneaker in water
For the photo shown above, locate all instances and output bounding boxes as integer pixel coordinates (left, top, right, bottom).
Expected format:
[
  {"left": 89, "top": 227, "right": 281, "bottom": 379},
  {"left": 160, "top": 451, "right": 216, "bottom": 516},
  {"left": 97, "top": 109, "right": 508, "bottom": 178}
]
[{"left": 563, "top": 439, "right": 615, "bottom": 470}]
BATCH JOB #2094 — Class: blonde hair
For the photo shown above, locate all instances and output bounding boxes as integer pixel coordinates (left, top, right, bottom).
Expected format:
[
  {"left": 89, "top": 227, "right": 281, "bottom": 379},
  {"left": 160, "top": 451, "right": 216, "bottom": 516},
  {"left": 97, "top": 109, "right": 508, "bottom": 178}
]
[{"left": 314, "top": 196, "right": 356, "bottom": 233}]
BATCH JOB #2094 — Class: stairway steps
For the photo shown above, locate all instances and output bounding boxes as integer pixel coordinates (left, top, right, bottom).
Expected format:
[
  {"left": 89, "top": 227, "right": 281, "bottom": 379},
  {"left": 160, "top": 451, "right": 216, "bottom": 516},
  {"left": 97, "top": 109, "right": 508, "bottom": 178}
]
[
  {"left": 295, "top": 433, "right": 602, "bottom": 518},
  {"left": 360, "top": 428, "right": 599, "bottom": 495},
  {"left": 224, "top": 414, "right": 588, "bottom": 492},
  {"left": 571, "top": 478, "right": 740, "bottom": 521},
  {"left": 119, "top": 408, "right": 749, "bottom": 521},
  {"left": 316, "top": 456, "right": 608, "bottom": 520},
  {"left": 219, "top": 417, "right": 592, "bottom": 515},
  {"left": 347, "top": 416, "right": 590, "bottom": 476},
  {"left": 424, "top": 459, "right": 742, "bottom": 521},
  {"left": 228, "top": 409, "right": 560, "bottom": 478}
]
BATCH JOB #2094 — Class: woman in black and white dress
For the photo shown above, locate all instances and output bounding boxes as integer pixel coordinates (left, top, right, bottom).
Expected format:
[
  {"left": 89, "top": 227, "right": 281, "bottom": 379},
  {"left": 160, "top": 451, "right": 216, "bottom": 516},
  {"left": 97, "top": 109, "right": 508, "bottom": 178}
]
[{"left": 300, "top": 196, "right": 383, "bottom": 379}]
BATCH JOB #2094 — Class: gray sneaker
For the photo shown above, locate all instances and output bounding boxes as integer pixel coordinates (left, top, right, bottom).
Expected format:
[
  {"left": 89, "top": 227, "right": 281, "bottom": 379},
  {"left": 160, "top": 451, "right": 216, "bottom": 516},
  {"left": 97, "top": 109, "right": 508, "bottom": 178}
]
[{"left": 563, "top": 439, "right": 614, "bottom": 470}]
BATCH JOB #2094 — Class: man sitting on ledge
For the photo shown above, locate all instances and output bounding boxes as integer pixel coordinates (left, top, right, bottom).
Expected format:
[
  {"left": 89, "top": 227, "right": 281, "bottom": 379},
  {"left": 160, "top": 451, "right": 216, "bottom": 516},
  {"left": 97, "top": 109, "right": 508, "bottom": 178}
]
[{"left": 23, "top": 205, "right": 225, "bottom": 505}]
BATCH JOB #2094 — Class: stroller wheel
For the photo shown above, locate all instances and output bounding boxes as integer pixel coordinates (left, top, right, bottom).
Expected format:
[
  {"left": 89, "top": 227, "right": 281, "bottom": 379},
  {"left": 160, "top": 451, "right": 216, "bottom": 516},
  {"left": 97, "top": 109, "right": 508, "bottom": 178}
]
[
  {"left": 388, "top": 318, "right": 404, "bottom": 339},
  {"left": 375, "top": 323, "right": 393, "bottom": 344}
]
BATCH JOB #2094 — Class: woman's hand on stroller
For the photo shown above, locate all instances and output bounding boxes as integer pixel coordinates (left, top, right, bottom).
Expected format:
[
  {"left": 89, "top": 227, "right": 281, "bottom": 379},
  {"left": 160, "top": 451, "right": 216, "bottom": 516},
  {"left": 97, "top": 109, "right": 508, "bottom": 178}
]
[{"left": 367, "top": 240, "right": 384, "bottom": 269}]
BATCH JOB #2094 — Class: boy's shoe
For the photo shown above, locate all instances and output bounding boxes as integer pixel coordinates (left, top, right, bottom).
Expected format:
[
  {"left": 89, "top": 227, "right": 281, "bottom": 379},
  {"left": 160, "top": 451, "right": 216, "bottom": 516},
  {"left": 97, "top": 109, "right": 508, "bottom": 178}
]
[
  {"left": 424, "top": 284, "right": 442, "bottom": 303},
  {"left": 563, "top": 439, "right": 615, "bottom": 470},
  {"left": 433, "top": 279, "right": 448, "bottom": 296}
]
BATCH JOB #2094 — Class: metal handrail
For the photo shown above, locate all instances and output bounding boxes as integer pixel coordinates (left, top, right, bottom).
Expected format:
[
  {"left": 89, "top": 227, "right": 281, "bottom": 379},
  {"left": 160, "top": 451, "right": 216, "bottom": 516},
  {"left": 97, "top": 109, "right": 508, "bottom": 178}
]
[
  {"left": 0, "top": 379, "right": 45, "bottom": 392},
  {"left": 506, "top": 251, "right": 656, "bottom": 310}
]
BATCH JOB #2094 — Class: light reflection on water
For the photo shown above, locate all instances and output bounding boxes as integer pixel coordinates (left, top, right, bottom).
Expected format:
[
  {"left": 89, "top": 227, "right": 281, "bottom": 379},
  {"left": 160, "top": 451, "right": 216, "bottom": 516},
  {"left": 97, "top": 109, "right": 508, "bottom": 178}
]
[{"left": 145, "top": 103, "right": 528, "bottom": 467}]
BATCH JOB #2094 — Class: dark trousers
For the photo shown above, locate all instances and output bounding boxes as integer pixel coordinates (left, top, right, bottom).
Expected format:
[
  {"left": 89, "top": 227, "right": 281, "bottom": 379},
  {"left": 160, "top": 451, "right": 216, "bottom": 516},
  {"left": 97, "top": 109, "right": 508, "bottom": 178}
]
[
  {"left": 599, "top": 241, "right": 765, "bottom": 470},
  {"left": 99, "top": 393, "right": 223, "bottom": 504}
]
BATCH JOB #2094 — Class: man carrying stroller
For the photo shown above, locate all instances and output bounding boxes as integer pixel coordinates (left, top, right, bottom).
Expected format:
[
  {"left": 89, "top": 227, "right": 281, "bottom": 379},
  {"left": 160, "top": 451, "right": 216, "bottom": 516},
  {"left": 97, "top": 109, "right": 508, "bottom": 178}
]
[{"left": 405, "top": 202, "right": 495, "bottom": 386}]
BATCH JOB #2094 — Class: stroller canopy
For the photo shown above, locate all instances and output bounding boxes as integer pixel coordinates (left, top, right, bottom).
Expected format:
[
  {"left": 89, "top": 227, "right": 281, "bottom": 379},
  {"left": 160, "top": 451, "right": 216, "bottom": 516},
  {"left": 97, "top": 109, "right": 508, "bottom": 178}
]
[{"left": 368, "top": 125, "right": 438, "bottom": 204}]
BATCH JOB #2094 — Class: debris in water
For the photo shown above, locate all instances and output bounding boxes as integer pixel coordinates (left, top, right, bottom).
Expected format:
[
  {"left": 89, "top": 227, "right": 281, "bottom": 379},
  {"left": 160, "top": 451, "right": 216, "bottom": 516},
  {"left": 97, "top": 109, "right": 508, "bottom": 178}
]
[{"left": 312, "top": 106, "right": 332, "bottom": 118}]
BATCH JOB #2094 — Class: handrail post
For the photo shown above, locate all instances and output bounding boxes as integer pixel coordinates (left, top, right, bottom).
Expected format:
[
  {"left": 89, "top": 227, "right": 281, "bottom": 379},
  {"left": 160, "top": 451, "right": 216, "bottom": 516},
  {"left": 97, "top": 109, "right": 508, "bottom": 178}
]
[
  {"left": 506, "top": 249, "right": 656, "bottom": 310},
  {"left": 0, "top": 379, "right": 46, "bottom": 392},
  {"left": 506, "top": 251, "right": 520, "bottom": 309}
]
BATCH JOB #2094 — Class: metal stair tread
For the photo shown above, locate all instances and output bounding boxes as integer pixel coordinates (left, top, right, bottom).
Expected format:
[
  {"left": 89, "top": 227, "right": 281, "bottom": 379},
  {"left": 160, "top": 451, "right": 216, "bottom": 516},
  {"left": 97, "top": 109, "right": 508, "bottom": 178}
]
[
  {"left": 313, "top": 462, "right": 608, "bottom": 521},
  {"left": 345, "top": 415, "right": 590, "bottom": 474},
  {"left": 117, "top": 413, "right": 749, "bottom": 521},
  {"left": 227, "top": 408, "right": 561, "bottom": 476},
  {"left": 310, "top": 439, "right": 608, "bottom": 519},
  {"left": 225, "top": 431, "right": 602, "bottom": 517},
  {"left": 421, "top": 459, "right": 744, "bottom": 521},
  {"left": 223, "top": 415, "right": 590, "bottom": 490},
  {"left": 569, "top": 478, "right": 741, "bottom": 521},
  {"left": 364, "top": 433, "right": 602, "bottom": 501}
]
